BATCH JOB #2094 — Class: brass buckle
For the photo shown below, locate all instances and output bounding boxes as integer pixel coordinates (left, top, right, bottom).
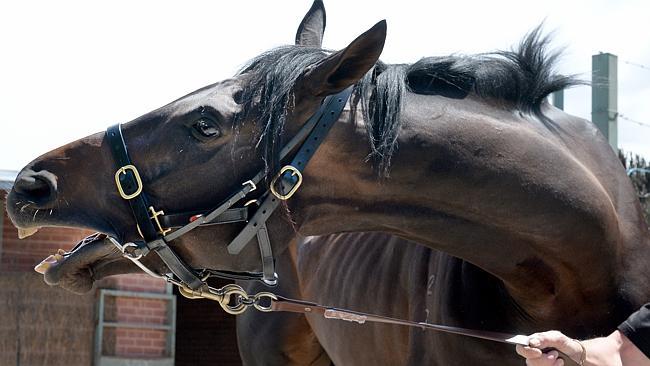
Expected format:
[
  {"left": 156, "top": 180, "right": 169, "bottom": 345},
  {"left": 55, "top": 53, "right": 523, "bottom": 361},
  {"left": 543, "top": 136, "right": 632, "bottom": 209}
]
[
  {"left": 270, "top": 165, "right": 303, "bottom": 200},
  {"left": 149, "top": 206, "right": 171, "bottom": 236},
  {"left": 114, "top": 165, "right": 143, "bottom": 200},
  {"left": 135, "top": 206, "right": 171, "bottom": 237}
]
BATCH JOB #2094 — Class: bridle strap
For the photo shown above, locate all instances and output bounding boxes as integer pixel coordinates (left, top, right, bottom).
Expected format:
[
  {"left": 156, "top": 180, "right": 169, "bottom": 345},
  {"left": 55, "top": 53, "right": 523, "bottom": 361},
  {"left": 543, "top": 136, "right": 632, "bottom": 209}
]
[
  {"left": 106, "top": 124, "right": 159, "bottom": 241},
  {"left": 107, "top": 123, "right": 211, "bottom": 289},
  {"left": 161, "top": 207, "right": 248, "bottom": 228},
  {"left": 228, "top": 87, "right": 353, "bottom": 254}
]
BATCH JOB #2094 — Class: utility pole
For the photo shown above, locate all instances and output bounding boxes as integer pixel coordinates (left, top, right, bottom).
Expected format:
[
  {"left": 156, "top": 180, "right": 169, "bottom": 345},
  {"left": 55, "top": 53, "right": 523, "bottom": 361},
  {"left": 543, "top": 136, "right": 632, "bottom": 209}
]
[
  {"left": 552, "top": 90, "right": 564, "bottom": 110},
  {"left": 592, "top": 52, "right": 618, "bottom": 151}
]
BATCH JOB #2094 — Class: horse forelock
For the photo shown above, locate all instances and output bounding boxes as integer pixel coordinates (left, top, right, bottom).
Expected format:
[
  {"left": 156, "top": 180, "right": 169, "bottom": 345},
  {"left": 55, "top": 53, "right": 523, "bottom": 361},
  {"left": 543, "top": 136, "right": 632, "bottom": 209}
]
[{"left": 233, "top": 27, "right": 579, "bottom": 179}]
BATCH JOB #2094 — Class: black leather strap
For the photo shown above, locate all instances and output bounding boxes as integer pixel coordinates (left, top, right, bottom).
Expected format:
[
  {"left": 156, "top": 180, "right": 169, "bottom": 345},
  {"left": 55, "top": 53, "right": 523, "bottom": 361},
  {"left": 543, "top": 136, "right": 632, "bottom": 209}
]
[
  {"left": 256, "top": 222, "right": 276, "bottom": 285},
  {"left": 161, "top": 207, "right": 248, "bottom": 228},
  {"left": 227, "top": 87, "right": 352, "bottom": 255},
  {"left": 106, "top": 124, "right": 159, "bottom": 241},
  {"left": 199, "top": 268, "right": 266, "bottom": 282},
  {"left": 163, "top": 181, "right": 256, "bottom": 242},
  {"left": 147, "top": 238, "right": 204, "bottom": 290}
]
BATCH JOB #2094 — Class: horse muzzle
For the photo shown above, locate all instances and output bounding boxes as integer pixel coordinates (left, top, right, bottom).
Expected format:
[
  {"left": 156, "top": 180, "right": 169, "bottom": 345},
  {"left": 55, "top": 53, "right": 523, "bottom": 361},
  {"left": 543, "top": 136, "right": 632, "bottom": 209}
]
[{"left": 11, "top": 168, "right": 58, "bottom": 208}]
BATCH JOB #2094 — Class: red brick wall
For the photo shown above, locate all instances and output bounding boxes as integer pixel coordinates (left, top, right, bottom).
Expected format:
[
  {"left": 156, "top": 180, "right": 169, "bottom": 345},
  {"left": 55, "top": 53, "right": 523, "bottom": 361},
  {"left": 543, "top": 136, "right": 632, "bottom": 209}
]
[
  {"left": 2, "top": 197, "right": 242, "bottom": 364},
  {"left": 99, "top": 274, "right": 172, "bottom": 359},
  {"left": 114, "top": 328, "right": 168, "bottom": 358},
  {"left": 0, "top": 207, "right": 93, "bottom": 272},
  {"left": 102, "top": 273, "right": 168, "bottom": 293},
  {"left": 2, "top": 199, "right": 172, "bottom": 360}
]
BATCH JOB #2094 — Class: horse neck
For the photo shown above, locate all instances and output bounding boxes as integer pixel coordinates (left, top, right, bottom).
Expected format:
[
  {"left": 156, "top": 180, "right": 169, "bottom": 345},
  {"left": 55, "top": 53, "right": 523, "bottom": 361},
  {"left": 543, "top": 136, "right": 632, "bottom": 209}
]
[{"left": 287, "top": 95, "right": 647, "bottom": 331}]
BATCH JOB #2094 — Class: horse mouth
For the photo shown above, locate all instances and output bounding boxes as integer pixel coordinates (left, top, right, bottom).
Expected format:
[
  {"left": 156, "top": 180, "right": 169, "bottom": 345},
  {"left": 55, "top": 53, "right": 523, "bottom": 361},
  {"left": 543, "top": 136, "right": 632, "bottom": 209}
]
[{"left": 34, "top": 233, "right": 133, "bottom": 294}]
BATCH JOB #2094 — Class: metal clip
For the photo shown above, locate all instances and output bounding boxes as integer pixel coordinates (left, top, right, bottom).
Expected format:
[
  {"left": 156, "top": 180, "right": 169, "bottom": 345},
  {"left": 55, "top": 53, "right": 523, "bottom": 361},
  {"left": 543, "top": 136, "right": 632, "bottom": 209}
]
[
  {"left": 148, "top": 206, "right": 171, "bottom": 236},
  {"left": 253, "top": 292, "right": 278, "bottom": 312},
  {"left": 270, "top": 165, "right": 303, "bottom": 200},
  {"left": 114, "top": 165, "right": 143, "bottom": 200},
  {"left": 218, "top": 284, "right": 250, "bottom": 315}
]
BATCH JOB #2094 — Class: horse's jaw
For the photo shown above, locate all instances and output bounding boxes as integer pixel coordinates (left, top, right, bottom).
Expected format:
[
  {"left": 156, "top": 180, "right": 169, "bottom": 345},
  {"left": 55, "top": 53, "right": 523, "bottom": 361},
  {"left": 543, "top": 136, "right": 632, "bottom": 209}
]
[{"left": 33, "top": 233, "right": 145, "bottom": 294}]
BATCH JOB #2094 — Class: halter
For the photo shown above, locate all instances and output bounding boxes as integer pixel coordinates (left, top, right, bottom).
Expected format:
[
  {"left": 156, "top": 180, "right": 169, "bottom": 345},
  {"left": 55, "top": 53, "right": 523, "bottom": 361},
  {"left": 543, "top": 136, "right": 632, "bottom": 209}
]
[{"left": 105, "top": 87, "right": 352, "bottom": 291}]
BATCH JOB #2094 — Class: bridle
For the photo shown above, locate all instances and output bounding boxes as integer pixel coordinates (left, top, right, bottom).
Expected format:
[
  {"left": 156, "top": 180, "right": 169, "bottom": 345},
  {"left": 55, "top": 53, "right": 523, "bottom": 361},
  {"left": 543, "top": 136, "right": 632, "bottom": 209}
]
[{"left": 105, "top": 87, "right": 353, "bottom": 291}]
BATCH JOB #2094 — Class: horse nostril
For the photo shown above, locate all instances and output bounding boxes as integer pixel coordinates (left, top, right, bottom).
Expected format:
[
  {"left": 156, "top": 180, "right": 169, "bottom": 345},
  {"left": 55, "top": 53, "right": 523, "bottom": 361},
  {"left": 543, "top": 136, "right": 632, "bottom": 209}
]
[{"left": 13, "top": 169, "right": 58, "bottom": 206}]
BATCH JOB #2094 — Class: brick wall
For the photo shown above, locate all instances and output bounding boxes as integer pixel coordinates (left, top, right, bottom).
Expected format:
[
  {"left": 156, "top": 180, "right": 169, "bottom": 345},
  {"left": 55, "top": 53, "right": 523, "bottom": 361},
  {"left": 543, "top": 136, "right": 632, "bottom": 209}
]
[
  {"left": 0, "top": 207, "right": 93, "bottom": 271},
  {"left": 2, "top": 196, "right": 243, "bottom": 365},
  {"left": 0, "top": 272, "right": 96, "bottom": 366},
  {"left": 1, "top": 198, "right": 173, "bottom": 362},
  {"left": 100, "top": 274, "right": 172, "bottom": 359}
]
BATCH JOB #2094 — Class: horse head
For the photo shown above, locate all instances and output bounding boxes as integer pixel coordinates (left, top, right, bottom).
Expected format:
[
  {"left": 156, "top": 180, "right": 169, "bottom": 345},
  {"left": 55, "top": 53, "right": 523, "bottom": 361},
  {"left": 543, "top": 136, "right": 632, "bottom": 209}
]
[{"left": 6, "top": 1, "right": 386, "bottom": 293}]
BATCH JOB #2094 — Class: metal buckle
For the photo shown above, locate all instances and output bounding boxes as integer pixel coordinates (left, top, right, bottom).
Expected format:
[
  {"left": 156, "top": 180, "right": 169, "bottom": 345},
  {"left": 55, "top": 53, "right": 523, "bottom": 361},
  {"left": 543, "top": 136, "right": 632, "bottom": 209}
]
[
  {"left": 149, "top": 206, "right": 171, "bottom": 236},
  {"left": 114, "top": 165, "right": 143, "bottom": 200},
  {"left": 243, "top": 180, "right": 257, "bottom": 192},
  {"left": 270, "top": 165, "right": 303, "bottom": 200},
  {"left": 135, "top": 207, "right": 171, "bottom": 237}
]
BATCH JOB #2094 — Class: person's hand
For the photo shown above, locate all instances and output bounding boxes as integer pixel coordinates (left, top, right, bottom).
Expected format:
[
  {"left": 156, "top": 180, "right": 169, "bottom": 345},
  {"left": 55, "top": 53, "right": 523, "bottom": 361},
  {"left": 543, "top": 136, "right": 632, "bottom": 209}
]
[{"left": 516, "top": 330, "right": 585, "bottom": 366}]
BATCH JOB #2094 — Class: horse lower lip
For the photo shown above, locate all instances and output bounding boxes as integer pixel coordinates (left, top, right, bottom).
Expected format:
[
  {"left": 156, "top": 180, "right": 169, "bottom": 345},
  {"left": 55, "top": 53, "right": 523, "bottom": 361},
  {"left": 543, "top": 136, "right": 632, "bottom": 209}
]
[{"left": 40, "top": 233, "right": 120, "bottom": 293}]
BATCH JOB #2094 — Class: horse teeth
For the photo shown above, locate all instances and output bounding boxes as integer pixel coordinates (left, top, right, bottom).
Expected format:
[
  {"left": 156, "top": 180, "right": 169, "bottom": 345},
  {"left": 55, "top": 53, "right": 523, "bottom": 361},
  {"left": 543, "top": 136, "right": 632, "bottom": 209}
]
[{"left": 18, "top": 227, "right": 39, "bottom": 239}]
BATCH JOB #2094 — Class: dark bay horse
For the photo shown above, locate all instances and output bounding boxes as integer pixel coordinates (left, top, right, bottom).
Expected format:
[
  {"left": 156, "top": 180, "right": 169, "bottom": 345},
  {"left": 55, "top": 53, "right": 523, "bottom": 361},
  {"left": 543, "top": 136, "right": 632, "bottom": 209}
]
[{"left": 6, "top": 1, "right": 650, "bottom": 365}]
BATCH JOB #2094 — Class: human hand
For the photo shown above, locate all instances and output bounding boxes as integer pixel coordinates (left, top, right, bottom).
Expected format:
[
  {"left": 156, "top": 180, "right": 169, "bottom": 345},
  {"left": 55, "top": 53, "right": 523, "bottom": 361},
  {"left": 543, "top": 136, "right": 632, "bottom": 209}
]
[{"left": 516, "top": 331, "right": 585, "bottom": 366}]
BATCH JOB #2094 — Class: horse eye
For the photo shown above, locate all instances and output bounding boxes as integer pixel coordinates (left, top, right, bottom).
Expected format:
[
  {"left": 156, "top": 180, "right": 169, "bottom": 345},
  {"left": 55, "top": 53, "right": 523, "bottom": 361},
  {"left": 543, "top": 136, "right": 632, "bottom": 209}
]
[{"left": 192, "top": 118, "right": 221, "bottom": 138}]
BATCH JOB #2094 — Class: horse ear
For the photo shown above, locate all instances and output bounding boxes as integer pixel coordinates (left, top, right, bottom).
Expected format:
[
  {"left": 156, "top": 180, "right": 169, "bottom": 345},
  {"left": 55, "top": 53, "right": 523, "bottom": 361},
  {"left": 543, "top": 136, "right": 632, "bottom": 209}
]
[
  {"left": 295, "top": 0, "right": 326, "bottom": 47},
  {"left": 300, "top": 20, "right": 386, "bottom": 97}
]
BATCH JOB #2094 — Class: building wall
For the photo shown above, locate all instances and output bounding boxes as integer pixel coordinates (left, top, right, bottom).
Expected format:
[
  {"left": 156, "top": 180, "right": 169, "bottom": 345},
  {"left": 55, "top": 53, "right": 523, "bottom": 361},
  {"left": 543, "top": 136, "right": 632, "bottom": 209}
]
[
  {"left": 0, "top": 272, "right": 96, "bottom": 366},
  {"left": 0, "top": 213, "right": 94, "bottom": 272},
  {"left": 1, "top": 199, "right": 172, "bottom": 364},
  {"left": 2, "top": 196, "right": 243, "bottom": 365}
]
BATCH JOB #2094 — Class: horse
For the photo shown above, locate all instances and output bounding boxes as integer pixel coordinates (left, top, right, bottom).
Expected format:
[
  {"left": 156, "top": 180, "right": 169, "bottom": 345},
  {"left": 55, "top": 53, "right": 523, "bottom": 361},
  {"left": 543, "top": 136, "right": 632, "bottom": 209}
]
[{"left": 6, "top": 1, "right": 650, "bottom": 365}]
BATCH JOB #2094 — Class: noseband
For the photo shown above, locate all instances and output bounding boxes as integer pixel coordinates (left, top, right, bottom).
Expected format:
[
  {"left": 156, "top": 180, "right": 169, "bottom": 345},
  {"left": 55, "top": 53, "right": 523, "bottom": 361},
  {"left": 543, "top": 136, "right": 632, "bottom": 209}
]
[{"left": 104, "top": 87, "right": 352, "bottom": 291}]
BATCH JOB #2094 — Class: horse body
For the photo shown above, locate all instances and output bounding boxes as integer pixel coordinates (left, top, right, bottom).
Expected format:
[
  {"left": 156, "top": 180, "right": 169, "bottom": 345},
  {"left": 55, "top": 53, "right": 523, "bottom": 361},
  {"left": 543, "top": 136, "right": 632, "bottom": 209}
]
[
  {"left": 6, "top": 1, "right": 650, "bottom": 365},
  {"left": 294, "top": 233, "right": 520, "bottom": 366},
  {"left": 289, "top": 84, "right": 650, "bottom": 326},
  {"left": 233, "top": 85, "right": 650, "bottom": 364}
]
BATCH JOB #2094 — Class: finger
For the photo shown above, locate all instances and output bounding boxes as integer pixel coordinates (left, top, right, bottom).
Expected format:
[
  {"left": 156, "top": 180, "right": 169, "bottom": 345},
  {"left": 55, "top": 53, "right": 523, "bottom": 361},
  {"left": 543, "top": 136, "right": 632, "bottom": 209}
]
[
  {"left": 545, "top": 350, "right": 559, "bottom": 361},
  {"left": 525, "top": 358, "right": 557, "bottom": 366},
  {"left": 528, "top": 332, "right": 579, "bottom": 354},
  {"left": 516, "top": 345, "right": 543, "bottom": 358},
  {"left": 539, "top": 350, "right": 563, "bottom": 366}
]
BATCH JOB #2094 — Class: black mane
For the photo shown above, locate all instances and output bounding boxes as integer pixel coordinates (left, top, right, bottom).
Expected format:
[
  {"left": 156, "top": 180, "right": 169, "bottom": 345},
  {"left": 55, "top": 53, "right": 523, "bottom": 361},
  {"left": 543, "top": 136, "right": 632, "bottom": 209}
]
[{"left": 237, "top": 27, "right": 579, "bottom": 178}]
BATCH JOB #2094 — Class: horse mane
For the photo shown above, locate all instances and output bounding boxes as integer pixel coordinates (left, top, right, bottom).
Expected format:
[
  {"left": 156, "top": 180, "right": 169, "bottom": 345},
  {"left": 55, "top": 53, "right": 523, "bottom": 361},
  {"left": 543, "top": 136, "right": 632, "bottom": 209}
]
[{"left": 236, "top": 26, "right": 580, "bottom": 178}]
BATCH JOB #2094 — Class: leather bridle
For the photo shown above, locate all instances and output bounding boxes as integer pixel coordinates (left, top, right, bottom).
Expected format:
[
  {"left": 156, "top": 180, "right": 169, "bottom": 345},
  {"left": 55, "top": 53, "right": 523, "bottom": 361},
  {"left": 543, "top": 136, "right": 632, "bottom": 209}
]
[{"left": 105, "top": 87, "right": 353, "bottom": 290}]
